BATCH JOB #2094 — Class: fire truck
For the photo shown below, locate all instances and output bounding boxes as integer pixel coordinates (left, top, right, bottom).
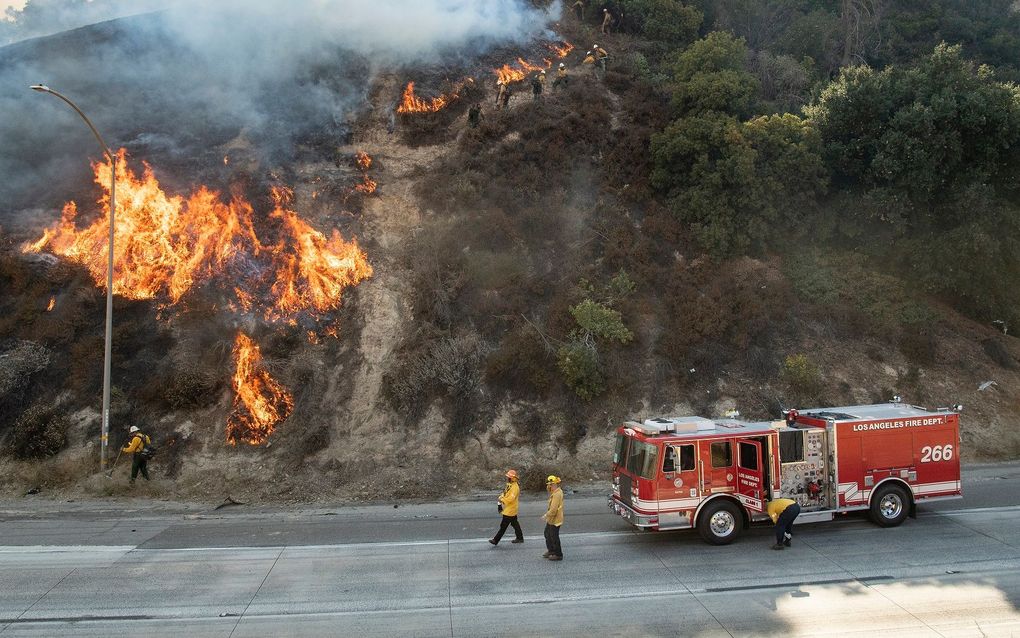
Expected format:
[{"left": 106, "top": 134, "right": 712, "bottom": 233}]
[{"left": 609, "top": 401, "right": 962, "bottom": 544}]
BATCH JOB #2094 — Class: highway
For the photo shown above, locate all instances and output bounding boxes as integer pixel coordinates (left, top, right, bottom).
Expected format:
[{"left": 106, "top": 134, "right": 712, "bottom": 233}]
[{"left": 1, "top": 462, "right": 1019, "bottom": 637}]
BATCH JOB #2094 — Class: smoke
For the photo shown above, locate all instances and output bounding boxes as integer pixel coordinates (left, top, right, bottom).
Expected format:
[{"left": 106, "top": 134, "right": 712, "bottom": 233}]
[
  {"left": 1, "top": 0, "right": 167, "bottom": 45},
  {"left": 0, "top": 0, "right": 560, "bottom": 229}
]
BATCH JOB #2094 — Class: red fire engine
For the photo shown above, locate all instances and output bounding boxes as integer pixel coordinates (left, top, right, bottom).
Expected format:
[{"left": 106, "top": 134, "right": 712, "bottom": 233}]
[{"left": 609, "top": 401, "right": 962, "bottom": 544}]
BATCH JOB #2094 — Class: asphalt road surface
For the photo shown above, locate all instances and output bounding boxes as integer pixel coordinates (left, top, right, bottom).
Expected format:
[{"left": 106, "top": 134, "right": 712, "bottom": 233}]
[{"left": 1, "top": 462, "right": 1019, "bottom": 637}]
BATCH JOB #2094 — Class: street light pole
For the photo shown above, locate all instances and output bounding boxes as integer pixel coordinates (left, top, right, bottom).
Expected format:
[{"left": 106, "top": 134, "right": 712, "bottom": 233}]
[{"left": 30, "top": 85, "right": 117, "bottom": 471}]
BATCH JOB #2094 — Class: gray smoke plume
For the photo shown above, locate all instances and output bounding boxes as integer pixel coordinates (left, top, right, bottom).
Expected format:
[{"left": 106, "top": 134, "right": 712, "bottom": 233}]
[{"left": 0, "top": 0, "right": 560, "bottom": 232}]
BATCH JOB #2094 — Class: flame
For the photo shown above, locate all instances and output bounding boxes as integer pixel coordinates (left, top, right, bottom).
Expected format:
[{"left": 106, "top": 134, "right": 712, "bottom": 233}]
[
  {"left": 23, "top": 149, "right": 372, "bottom": 323},
  {"left": 226, "top": 332, "right": 294, "bottom": 446},
  {"left": 494, "top": 57, "right": 553, "bottom": 84},
  {"left": 355, "top": 176, "right": 377, "bottom": 194},
  {"left": 46, "top": 297, "right": 55, "bottom": 312},
  {"left": 397, "top": 81, "right": 452, "bottom": 113},
  {"left": 547, "top": 42, "right": 575, "bottom": 57},
  {"left": 352, "top": 151, "right": 377, "bottom": 195},
  {"left": 355, "top": 151, "right": 372, "bottom": 171},
  {"left": 223, "top": 155, "right": 229, "bottom": 165}
]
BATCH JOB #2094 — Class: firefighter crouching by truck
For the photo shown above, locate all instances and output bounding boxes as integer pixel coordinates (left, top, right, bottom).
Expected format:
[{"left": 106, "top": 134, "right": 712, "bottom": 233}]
[{"left": 768, "top": 498, "right": 800, "bottom": 550}]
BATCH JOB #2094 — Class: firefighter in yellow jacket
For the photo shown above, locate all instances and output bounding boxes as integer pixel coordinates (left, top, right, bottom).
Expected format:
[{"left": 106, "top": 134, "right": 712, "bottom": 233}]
[
  {"left": 122, "top": 425, "right": 151, "bottom": 484},
  {"left": 489, "top": 469, "right": 524, "bottom": 545},
  {"left": 767, "top": 498, "right": 801, "bottom": 550},
  {"left": 541, "top": 475, "right": 564, "bottom": 561}
]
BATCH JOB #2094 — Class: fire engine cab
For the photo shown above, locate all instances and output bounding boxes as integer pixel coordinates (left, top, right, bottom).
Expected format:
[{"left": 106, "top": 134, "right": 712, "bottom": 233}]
[{"left": 609, "top": 401, "right": 961, "bottom": 544}]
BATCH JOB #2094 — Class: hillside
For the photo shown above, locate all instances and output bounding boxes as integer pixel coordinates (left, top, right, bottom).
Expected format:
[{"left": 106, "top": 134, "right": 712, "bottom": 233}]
[{"left": 2, "top": 0, "right": 1020, "bottom": 502}]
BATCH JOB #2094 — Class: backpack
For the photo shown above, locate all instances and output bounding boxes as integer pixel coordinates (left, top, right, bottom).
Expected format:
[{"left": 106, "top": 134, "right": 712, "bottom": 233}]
[{"left": 138, "top": 434, "right": 157, "bottom": 460}]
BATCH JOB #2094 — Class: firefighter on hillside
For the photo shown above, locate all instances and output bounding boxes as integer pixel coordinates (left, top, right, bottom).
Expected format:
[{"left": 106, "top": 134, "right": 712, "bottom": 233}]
[
  {"left": 593, "top": 44, "right": 609, "bottom": 73},
  {"left": 583, "top": 50, "right": 598, "bottom": 78},
  {"left": 495, "top": 80, "right": 507, "bottom": 109},
  {"left": 541, "top": 475, "right": 564, "bottom": 561},
  {"left": 489, "top": 469, "right": 524, "bottom": 546},
  {"left": 573, "top": 0, "right": 584, "bottom": 21},
  {"left": 532, "top": 70, "right": 545, "bottom": 100},
  {"left": 554, "top": 62, "right": 569, "bottom": 90},
  {"left": 768, "top": 498, "right": 801, "bottom": 550},
  {"left": 601, "top": 8, "right": 613, "bottom": 34},
  {"left": 468, "top": 103, "right": 482, "bottom": 128},
  {"left": 122, "top": 425, "right": 151, "bottom": 484}
]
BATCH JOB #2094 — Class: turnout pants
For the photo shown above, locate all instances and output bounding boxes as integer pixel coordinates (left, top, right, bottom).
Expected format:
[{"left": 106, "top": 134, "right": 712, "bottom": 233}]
[
  {"left": 131, "top": 456, "right": 150, "bottom": 481},
  {"left": 775, "top": 503, "right": 801, "bottom": 544},
  {"left": 492, "top": 515, "right": 523, "bottom": 543},
  {"left": 544, "top": 523, "right": 562, "bottom": 557}
]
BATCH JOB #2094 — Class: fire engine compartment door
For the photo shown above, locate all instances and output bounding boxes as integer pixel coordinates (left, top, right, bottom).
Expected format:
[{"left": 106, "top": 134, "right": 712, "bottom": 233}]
[{"left": 736, "top": 439, "right": 765, "bottom": 512}]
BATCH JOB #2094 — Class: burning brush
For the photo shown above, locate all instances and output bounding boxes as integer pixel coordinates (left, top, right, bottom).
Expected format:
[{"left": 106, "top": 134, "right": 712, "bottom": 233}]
[
  {"left": 23, "top": 150, "right": 372, "bottom": 324},
  {"left": 24, "top": 150, "right": 374, "bottom": 446},
  {"left": 226, "top": 332, "right": 294, "bottom": 446}
]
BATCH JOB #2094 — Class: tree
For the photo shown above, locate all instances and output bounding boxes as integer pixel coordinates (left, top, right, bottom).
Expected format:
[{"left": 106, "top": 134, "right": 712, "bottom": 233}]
[
  {"left": 668, "top": 31, "right": 759, "bottom": 117},
  {"left": 619, "top": 0, "right": 703, "bottom": 50},
  {"left": 806, "top": 44, "right": 1020, "bottom": 229},
  {"left": 557, "top": 290, "right": 634, "bottom": 400},
  {"left": 651, "top": 112, "right": 827, "bottom": 254}
]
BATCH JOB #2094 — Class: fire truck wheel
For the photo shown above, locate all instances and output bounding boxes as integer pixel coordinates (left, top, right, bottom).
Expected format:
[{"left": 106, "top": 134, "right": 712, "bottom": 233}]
[
  {"left": 870, "top": 483, "right": 911, "bottom": 528},
  {"left": 697, "top": 500, "right": 743, "bottom": 545}
]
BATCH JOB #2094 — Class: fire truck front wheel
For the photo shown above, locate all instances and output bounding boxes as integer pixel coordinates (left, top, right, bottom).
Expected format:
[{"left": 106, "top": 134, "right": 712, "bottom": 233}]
[
  {"left": 870, "top": 483, "right": 911, "bottom": 528},
  {"left": 697, "top": 500, "right": 743, "bottom": 545}
]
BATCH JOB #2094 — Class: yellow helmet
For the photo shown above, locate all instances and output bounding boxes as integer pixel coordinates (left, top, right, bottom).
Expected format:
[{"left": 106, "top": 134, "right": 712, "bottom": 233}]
[{"left": 546, "top": 475, "right": 561, "bottom": 484}]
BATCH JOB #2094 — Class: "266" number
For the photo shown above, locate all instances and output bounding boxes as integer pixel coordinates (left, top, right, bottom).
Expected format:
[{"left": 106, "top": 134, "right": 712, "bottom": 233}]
[{"left": 920, "top": 444, "right": 954, "bottom": 463}]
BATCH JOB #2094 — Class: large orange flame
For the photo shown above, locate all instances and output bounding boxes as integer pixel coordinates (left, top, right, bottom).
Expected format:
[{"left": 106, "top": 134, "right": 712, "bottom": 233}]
[
  {"left": 397, "top": 81, "right": 453, "bottom": 113},
  {"left": 23, "top": 150, "right": 372, "bottom": 323},
  {"left": 226, "top": 332, "right": 294, "bottom": 446},
  {"left": 494, "top": 57, "right": 554, "bottom": 84}
]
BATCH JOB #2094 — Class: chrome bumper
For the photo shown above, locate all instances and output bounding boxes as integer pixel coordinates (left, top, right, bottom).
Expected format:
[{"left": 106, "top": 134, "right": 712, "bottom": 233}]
[{"left": 608, "top": 496, "right": 658, "bottom": 528}]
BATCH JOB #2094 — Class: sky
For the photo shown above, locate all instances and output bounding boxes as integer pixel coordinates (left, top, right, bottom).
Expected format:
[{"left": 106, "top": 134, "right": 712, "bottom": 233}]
[{"left": 1, "top": 0, "right": 27, "bottom": 16}]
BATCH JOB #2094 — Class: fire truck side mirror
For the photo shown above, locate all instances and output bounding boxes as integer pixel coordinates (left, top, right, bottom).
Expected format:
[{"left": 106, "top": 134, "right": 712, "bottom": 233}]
[{"left": 953, "top": 404, "right": 963, "bottom": 412}]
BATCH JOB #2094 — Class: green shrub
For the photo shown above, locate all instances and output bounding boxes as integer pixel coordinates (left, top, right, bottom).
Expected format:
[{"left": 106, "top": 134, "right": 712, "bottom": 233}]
[{"left": 782, "top": 354, "right": 824, "bottom": 405}]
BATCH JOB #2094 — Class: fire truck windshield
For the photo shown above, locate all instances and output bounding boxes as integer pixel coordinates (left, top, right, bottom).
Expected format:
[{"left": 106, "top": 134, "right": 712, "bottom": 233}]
[{"left": 625, "top": 440, "right": 658, "bottom": 480}]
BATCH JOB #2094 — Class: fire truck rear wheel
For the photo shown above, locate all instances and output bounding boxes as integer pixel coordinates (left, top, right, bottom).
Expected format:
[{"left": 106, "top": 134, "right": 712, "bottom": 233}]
[
  {"left": 697, "top": 500, "right": 742, "bottom": 545},
  {"left": 870, "top": 483, "right": 911, "bottom": 528}
]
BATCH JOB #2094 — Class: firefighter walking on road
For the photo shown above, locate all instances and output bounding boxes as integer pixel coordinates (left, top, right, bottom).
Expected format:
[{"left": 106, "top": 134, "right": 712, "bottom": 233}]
[
  {"left": 490, "top": 469, "right": 524, "bottom": 546},
  {"left": 768, "top": 498, "right": 801, "bottom": 550},
  {"left": 541, "top": 475, "right": 564, "bottom": 561},
  {"left": 122, "top": 426, "right": 151, "bottom": 484}
]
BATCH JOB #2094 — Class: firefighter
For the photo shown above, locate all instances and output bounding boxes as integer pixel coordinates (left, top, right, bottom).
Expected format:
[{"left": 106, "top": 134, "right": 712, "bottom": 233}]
[
  {"left": 531, "top": 71, "right": 545, "bottom": 100},
  {"left": 467, "top": 103, "right": 482, "bottom": 128},
  {"left": 601, "top": 8, "right": 613, "bottom": 34},
  {"left": 582, "top": 50, "right": 598, "bottom": 78},
  {"left": 767, "top": 497, "right": 801, "bottom": 550},
  {"left": 573, "top": 0, "right": 584, "bottom": 21},
  {"left": 489, "top": 469, "right": 524, "bottom": 545},
  {"left": 122, "top": 425, "right": 151, "bottom": 484},
  {"left": 554, "top": 62, "right": 569, "bottom": 90},
  {"left": 495, "top": 80, "right": 507, "bottom": 110},
  {"left": 541, "top": 475, "right": 564, "bottom": 561},
  {"left": 593, "top": 44, "right": 609, "bottom": 73}
]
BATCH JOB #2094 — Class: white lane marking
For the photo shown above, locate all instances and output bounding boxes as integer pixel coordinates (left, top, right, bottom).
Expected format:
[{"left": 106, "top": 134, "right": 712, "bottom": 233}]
[{"left": 0, "top": 545, "right": 134, "bottom": 554}]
